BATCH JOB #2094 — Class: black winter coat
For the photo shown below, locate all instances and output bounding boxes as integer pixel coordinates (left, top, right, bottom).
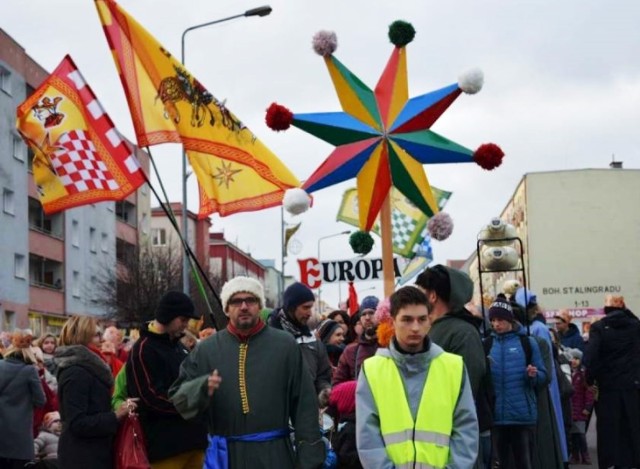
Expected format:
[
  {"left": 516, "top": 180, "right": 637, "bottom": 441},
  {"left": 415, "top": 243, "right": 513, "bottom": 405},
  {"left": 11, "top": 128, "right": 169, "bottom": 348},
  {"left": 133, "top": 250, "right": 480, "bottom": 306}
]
[
  {"left": 126, "top": 324, "right": 207, "bottom": 462},
  {"left": 583, "top": 308, "right": 640, "bottom": 468},
  {"left": 54, "top": 346, "right": 118, "bottom": 469}
]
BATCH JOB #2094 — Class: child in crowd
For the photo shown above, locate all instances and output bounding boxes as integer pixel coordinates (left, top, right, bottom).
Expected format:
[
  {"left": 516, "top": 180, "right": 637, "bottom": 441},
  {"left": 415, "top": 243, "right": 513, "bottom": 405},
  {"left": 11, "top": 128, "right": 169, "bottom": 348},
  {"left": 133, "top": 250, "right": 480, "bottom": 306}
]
[
  {"left": 569, "top": 348, "right": 594, "bottom": 465},
  {"left": 33, "top": 411, "right": 61, "bottom": 468}
]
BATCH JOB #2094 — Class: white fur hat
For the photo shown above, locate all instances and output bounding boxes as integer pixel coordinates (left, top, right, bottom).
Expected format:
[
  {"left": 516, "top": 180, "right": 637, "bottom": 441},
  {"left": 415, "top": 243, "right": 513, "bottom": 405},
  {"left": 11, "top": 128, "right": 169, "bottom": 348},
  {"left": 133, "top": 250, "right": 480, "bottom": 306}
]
[{"left": 220, "top": 276, "right": 265, "bottom": 311}]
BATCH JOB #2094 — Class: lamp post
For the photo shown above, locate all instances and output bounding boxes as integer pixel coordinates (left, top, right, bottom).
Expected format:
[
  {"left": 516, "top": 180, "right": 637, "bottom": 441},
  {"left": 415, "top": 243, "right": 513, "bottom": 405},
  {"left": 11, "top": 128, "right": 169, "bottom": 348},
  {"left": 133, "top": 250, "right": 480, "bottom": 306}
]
[
  {"left": 179, "top": 5, "right": 272, "bottom": 294},
  {"left": 316, "top": 230, "right": 350, "bottom": 314}
]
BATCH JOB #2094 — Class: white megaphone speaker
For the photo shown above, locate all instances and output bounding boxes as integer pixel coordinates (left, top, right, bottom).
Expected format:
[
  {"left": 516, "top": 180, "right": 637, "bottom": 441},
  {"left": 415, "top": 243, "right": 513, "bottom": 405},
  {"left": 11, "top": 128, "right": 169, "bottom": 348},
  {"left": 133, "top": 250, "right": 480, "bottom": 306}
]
[
  {"left": 480, "top": 245, "right": 519, "bottom": 271},
  {"left": 478, "top": 217, "right": 517, "bottom": 246}
]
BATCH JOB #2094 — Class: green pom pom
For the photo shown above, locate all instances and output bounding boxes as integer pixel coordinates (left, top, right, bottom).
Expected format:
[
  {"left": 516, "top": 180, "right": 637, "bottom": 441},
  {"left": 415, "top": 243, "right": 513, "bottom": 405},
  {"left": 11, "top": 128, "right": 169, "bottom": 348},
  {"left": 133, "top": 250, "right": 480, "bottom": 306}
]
[
  {"left": 388, "top": 20, "right": 415, "bottom": 47},
  {"left": 349, "top": 231, "right": 375, "bottom": 255}
]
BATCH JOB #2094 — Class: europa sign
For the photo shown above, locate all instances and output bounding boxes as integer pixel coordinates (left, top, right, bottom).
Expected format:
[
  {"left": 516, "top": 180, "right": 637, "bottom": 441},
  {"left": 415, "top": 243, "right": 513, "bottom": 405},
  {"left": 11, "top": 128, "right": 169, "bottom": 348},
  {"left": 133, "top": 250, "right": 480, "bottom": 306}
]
[{"left": 298, "top": 257, "right": 402, "bottom": 289}]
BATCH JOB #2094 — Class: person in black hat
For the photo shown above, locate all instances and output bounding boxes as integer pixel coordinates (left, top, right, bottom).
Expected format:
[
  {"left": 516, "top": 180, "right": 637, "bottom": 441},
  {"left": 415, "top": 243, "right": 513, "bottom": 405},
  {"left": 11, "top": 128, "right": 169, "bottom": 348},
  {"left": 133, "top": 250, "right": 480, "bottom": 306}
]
[
  {"left": 126, "top": 290, "right": 208, "bottom": 468},
  {"left": 269, "top": 282, "right": 332, "bottom": 405}
]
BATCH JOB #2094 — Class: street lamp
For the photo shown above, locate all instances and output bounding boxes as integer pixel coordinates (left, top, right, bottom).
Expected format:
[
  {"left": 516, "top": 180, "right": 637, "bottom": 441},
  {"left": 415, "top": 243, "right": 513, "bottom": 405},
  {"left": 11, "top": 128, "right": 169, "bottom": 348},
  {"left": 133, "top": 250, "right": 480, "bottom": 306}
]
[
  {"left": 317, "top": 230, "right": 350, "bottom": 314},
  {"left": 179, "top": 6, "right": 273, "bottom": 294}
]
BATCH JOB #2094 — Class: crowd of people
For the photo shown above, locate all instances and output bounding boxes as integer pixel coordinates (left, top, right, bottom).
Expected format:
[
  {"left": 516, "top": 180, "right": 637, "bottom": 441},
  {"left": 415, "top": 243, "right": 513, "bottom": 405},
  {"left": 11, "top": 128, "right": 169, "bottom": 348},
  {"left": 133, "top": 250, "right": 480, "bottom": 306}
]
[{"left": 0, "top": 266, "right": 639, "bottom": 469}]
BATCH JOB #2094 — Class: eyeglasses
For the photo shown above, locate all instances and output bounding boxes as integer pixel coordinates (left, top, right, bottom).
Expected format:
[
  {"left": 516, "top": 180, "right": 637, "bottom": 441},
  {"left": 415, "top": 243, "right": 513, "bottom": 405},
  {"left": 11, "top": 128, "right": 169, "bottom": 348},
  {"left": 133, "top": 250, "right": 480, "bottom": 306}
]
[{"left": 228, "top": 296, "right": 259, "bottom": 307}]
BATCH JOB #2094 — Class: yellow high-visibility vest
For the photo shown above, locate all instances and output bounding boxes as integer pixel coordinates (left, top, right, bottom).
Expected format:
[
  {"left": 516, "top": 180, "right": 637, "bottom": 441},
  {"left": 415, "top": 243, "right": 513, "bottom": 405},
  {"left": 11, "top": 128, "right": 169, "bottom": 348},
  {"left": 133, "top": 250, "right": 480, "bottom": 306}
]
[{"left": 363, "top": 351, "right": 463, "bottom": 469}]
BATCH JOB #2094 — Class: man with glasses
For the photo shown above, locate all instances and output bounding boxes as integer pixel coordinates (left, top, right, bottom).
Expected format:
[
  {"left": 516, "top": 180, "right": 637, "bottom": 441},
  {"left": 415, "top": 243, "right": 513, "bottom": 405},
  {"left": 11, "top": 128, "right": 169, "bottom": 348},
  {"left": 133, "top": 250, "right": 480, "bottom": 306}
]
[{"left": 170, "top": 276, "right": 325, "bottom": 469}]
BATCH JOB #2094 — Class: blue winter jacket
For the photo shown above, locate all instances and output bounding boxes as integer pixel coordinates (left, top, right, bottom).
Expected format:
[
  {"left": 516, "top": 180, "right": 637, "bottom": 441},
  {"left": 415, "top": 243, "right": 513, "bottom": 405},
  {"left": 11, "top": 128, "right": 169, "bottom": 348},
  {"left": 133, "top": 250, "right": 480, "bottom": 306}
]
[
  {"left": 487, "top": 328, "right": 547, "bottom": 426},
  {"left": 560, "top": 323, "right": 585, "bottom": 352}
]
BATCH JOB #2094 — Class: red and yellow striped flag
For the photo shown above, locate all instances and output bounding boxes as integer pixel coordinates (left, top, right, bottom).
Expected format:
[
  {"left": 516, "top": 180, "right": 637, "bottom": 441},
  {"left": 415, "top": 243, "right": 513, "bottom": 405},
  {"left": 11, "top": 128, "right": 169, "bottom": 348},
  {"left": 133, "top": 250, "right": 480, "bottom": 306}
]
[
  {"left": 16, "top": 55, "right": 145, "bottom": 214},
  {"left": 95, "top": 0, "right": 301, "bottom": 218}
]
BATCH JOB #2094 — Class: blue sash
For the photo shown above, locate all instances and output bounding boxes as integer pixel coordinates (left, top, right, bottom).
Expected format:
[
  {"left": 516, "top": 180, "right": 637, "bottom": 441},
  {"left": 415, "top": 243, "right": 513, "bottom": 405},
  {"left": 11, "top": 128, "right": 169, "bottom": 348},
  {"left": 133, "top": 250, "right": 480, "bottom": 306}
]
[{"left": 204, "top": 428, "right": 290, "bottom": 469}]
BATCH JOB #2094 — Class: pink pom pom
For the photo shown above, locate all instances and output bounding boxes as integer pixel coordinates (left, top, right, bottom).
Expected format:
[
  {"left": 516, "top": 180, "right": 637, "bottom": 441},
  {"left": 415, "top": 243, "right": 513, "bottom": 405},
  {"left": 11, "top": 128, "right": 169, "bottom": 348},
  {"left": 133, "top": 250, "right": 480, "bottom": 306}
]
[
  {"left": 374, "top": 297, "right": 391, "bottom": 323},
  {"left": 265, "top": 102, "right": 293, "bottom": 131},
  {"left": 312, "top": 30, "right": 338, "bottom": 56},
  {"left": 473, "top": 143, "right": 505, "bottom": 170},
  {"left": 427, "top": 212, "right": 454, "bottom": 241}
]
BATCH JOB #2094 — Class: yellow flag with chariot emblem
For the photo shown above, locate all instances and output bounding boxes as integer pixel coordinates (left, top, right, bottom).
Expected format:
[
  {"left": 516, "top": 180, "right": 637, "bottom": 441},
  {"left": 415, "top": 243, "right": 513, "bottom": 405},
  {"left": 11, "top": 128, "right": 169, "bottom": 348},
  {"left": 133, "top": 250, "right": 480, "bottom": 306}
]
[{"left": 95, "top": 0, "right": 300, "bottom": 217}]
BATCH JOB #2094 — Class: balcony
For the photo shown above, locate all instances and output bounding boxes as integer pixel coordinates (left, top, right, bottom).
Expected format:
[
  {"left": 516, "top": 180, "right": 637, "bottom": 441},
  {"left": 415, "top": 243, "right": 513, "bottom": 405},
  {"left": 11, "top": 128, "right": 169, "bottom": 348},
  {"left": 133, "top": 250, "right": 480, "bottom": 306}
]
[
  {"left": 115, "top": 200, "right": 137, "bottom": 227},
  {"left": 29, "top": 253, "right": 64, "bottom": 290}
]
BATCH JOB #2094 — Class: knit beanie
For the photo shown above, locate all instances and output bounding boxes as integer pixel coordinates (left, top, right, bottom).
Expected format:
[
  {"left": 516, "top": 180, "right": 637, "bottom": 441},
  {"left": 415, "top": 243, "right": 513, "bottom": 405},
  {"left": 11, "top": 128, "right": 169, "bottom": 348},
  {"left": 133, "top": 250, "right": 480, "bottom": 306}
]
[
  {"left": 329, "top": 380, "right": 357, "bottom": 416},
  {"left": 359, "top": 295, "right": 379, "bottom": 313},
  {"left": 317, "top": 319, "right": 341, "bottom": 344},
  {"left": 155, "top": 291, "right": 198, "bottom": 325},
  {"left": 566, "top": 348, "right": 583, "bottom": 361},
  {"left": 488, "top": 300, "right": 514, "bottom": 322},
  {"left": 43, "top": 411, "right": 60, "bottom": 430},
  {"left": 283, "top": 282, "right": 315, "bottom": 313},
  {"left": 220, "top": 276, "right": 265, "bottom": 311}
]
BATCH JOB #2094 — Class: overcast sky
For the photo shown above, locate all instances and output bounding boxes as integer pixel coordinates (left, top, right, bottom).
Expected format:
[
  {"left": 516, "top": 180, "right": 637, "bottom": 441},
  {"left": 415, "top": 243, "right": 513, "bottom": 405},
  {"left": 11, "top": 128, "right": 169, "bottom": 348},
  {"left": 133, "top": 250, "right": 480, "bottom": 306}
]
[{"left": 4, "top": 1, "right": 639, "bottom": 308}]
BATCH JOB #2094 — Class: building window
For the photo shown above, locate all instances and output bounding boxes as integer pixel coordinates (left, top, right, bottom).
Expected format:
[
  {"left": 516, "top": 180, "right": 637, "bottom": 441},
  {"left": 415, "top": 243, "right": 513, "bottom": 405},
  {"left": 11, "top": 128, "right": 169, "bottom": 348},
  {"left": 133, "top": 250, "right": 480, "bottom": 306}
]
[
  {"left": 2, "top": 311, "right": 16, "bottom": 331},
  {"left": 27, "top": 146, "right": 35, "bottom": 172},
  {"left": 14, "top": 254, "right": 26, "bottom": 279},
  {"left": 89, "top": 227, "right": 97, "bottom": 253},
  {"left": 72, "top": 271, "right": 80, "bottom": 298},
  {"left": 90, "top": 276, "right": 98, "bottom": 303},
  {"left": 101, "top": 233, "right": 109, "bottom": 252},
  {"left": 71, "top": 220, "right": 79, "bottom": 247},
  {"left": 13, "top": 137, "right": 24, "bottom": 162},
  {"left": 152, "top": 228, "right": 167, "bottom": 246},
  {"left": 3, "top": 189, "right": 15, "bottom": 215},
  {"left": 0, "top": 66, "right": 11, "bottom": 95},
  {"left": 141, "top": 213, "right": 149, "bottom": 235}
]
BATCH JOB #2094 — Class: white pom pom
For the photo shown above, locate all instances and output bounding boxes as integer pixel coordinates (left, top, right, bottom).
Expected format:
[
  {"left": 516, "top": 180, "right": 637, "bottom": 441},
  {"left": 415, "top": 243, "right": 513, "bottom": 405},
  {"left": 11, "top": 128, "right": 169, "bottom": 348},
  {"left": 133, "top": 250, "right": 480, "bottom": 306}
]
[
  {"left": 458, "top": 68, "right": 484, "bottom": 94},
  {"left": 283, "top": 188, "right": 311, "bottom": 215}
]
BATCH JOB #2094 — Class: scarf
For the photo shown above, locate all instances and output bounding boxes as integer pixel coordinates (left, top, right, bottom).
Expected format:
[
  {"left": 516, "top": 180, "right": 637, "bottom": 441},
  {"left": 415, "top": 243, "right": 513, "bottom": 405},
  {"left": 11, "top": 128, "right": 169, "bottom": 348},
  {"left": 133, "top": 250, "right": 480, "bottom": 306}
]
[
  {"left": 53, "top": 345, "right": 114, "bottom": 388},
  {"left": 227, "top": 319, "right": 266, "bottom": 342},
  {"left": 274, "top": 308, "right": 312, "bottom": 340}
]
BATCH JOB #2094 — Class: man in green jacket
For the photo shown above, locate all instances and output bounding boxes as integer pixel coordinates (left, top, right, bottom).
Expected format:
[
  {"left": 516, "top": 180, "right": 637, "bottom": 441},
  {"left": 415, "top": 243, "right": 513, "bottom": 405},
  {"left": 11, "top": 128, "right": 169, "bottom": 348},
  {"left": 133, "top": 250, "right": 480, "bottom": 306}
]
[
  {"left": 170, "top": 276, "right": 325, "bottom": 469},
  {"left": 416, "top": 265, "right": 488, "bottom": 468}
]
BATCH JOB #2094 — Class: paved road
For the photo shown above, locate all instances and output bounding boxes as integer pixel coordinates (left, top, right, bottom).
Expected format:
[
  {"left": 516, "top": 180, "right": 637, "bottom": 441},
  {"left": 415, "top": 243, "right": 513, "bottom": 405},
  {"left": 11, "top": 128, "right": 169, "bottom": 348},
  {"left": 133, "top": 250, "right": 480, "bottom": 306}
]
[{"left": 572, "top": 416, "right": 597, "bottom": 468}]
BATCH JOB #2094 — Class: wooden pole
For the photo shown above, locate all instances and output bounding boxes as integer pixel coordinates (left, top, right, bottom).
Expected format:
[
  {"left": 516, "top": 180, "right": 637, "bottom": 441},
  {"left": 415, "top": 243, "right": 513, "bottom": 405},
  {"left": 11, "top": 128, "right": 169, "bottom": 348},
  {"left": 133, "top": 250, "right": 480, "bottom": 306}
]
[{"left": 380, "top": 192, "right": 395, "bottom": 297}]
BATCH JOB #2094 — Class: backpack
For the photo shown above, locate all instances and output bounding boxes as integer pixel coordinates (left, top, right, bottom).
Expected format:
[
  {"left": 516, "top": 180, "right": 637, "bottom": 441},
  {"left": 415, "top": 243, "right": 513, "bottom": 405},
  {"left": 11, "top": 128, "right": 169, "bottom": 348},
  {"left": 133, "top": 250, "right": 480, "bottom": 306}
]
[{"left": 483, "top": 334, "right": 533, "bottom": 365}]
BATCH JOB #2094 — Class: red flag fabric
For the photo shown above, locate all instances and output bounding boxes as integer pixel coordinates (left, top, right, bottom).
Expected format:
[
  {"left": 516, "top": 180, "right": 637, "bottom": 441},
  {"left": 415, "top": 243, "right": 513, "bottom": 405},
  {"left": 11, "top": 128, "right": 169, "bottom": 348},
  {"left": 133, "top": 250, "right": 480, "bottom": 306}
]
[{"left": 347, "top": 281, "right": 359, "bottom": 316}]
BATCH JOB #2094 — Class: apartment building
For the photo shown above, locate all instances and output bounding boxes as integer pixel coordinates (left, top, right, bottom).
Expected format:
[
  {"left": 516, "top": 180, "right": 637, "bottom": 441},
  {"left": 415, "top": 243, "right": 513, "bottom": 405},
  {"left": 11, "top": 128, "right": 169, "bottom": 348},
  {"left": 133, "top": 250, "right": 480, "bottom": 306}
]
[{"left": 0, "top": 28, "right": 150, "bottom": 335}]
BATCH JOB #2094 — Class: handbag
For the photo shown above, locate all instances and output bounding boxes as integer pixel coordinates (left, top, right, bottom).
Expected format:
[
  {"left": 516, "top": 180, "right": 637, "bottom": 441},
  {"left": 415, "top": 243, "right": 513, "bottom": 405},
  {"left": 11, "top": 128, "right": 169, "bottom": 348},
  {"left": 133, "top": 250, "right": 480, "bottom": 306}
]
[{"left": 114, "top": 413, "right": 150, "bottom": 469}]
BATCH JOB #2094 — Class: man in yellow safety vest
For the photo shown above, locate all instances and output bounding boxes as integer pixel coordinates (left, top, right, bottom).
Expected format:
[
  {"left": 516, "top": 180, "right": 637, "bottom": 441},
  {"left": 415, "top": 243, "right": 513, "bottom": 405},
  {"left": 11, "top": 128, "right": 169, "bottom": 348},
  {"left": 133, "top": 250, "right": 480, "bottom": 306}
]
[{"left": 356, "top": 286, "right": 478, "bottom": 469}]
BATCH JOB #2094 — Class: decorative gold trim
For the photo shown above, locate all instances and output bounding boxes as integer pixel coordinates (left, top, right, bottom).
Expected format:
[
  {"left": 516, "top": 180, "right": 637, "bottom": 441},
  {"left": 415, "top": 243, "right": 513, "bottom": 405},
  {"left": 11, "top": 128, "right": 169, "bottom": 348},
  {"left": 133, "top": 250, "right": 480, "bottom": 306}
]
[{"left": 238, "top": 343, "right": 249, "bottom": 414}]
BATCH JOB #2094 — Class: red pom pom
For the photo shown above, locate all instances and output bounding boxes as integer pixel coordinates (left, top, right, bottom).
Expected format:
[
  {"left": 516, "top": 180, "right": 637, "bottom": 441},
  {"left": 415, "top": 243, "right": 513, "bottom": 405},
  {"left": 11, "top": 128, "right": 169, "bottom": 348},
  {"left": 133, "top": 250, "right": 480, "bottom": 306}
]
[
  {"left": 473, "top": 143, "right": 505, "bottom": 170},
  {"left": 265, "top": 102, "right": 293, "bottom": 131}
]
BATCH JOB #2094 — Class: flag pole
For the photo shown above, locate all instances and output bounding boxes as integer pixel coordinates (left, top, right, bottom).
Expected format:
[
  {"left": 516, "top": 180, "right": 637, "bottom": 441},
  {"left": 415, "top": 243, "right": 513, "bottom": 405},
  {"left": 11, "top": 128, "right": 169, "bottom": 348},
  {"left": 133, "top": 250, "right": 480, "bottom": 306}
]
[
  {"left": 143, "top": 149, "right": 221, "bottom": 329},
  {"left": 380, "top": 192, "right": 395, "bottom": 297}
]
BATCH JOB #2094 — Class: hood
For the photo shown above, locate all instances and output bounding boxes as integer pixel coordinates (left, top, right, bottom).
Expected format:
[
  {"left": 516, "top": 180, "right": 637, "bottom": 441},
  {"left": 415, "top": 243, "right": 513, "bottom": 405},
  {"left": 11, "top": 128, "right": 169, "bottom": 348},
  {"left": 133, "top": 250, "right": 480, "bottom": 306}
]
[
  {"left": 53, "top": 345, "right": 113, "bottom": 388},
  {"left": 603, "top": 308, "right": 639, "bottom": 328},
  {"left": 377, "top": 337, "right": 443, "bottom": 376},
  {"left": 564, "top": 322, "right": 581, "bottom": 337},
  {"left": 437, "top": 308, "right": 484, "bottom": 329},
  {"left": 443, "top": 266, "right": 474, "bottom": 311}
]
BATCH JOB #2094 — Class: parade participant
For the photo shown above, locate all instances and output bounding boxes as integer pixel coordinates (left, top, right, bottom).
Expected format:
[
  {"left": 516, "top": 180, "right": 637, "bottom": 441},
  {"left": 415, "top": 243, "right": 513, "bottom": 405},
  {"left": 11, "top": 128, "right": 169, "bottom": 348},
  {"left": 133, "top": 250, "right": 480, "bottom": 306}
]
[
  {"left": 33, "top": 411, "right": 62, "bottom": 464},
  {"left": 170, "top": 276, "right": 325, "bottom": 468},
  {"left": 416, "top": 265, "right": 487, "bottom": 468},
  {"left": 485, "top": 300, "right": 547, "bottom": 469},
  {"left": 269, "top": 282, "right": 332, "bottom": 403},
  {"left": 515, "top": 287, "right": 569, "bottom": 467},
  {"left": 415, "top": 265, "right": 486, "bottom": 398},
  {"left": 327, "top": 310, "right": 350, "bottom": 333},
  {"left": 554, "top": 309, "right": 585, "bottom": 352},
  {"left": 583, "top": 294, "right": 640, "bottom": 469},
  {"left": 356, "top": 286, "right": 478, "bottom": 469},
  {"left": 37, "top": 333, "right": 58, "bottom": 376},
  {"left": 103, "top": 325, "right": 129, "bottom": 362},
  {"left": 126, "top": 290, "right": 207, "bottom": 469},
  {"left": 54, "top": 316, "right": 136, "bottom": 469},
  {"left": 333, "top": 297, "right": 380, "bottom": 386},
  {"left": 317, "top": 319, "right": 346, "bottom": 368},
  {"left": 0, "top": 330, "right": 46, "bottom": 469},
  {"left": 567, "top": 348, "right": 593, "bottom": 465}
]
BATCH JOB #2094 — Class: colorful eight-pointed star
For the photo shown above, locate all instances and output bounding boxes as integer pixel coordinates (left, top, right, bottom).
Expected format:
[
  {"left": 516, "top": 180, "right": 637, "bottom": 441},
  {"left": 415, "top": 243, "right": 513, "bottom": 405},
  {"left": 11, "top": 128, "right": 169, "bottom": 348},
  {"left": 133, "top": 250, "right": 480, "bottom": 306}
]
[{"left": 266, "top": 20, "right": 504, "bottom": 233}]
